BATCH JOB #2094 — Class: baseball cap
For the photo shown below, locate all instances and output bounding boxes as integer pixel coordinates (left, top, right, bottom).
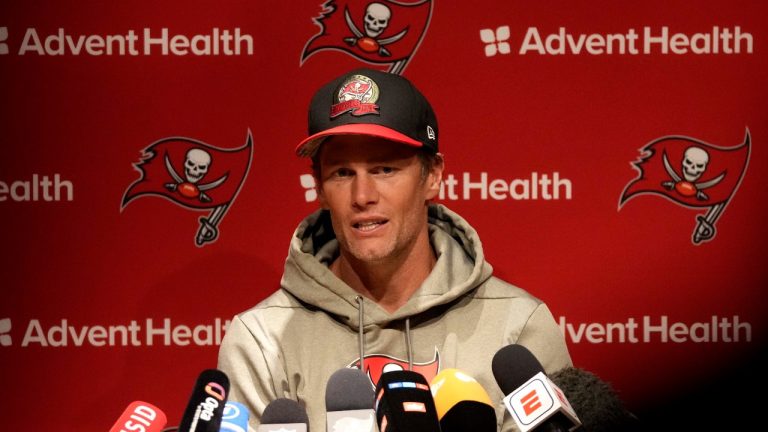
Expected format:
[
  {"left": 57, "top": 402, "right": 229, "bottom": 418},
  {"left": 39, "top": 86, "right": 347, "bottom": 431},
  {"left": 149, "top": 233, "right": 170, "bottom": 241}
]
[{"left": 296, "top": 68, "right": 438, "bottom": 157}]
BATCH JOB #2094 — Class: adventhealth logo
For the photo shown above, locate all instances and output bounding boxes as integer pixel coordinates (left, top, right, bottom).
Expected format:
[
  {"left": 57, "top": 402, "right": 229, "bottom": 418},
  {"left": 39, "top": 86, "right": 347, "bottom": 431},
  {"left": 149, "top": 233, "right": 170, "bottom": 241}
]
[
  {"left": 0, "top": 318, "right": 11, "bottom": 346},
  {"left": 299, "top": 171, "right": 573, "bottom": 203},
  {"left": 0, "top": 27, "right": 254, "bottom": 56},
  {"left": 480, "top": 26, "right": 511, "bottom": 57},
  {"left": 480, "top": 25, "right": 753, "bottom": 56},
  {"left": 0, "top": 27, "right": 8, "bottom": 55},
  {"left": 300, "top": 174, "right": 318, "bottom": 202}
]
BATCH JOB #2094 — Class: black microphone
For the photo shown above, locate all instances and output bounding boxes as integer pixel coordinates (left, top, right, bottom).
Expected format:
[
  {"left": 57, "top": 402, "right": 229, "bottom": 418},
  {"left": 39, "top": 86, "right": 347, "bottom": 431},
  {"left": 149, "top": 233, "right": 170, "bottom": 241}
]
[
  {"left": 374, "top": 370, "right": 441, "bottom": 432},
  {"left": 178, "top": 369, "right": 230, "bottom": 432},
  {"left": 492, "top": 345, "right": 580, "bottom": 432},
  {"left": 325, "top": 368, "right": 376, "bottom": 431},
  {"left": 550, "top": 367, "right": 640, "bottom": 432},
  {"left": 258, "top": 398, "right": 309, "bottom": 432}
]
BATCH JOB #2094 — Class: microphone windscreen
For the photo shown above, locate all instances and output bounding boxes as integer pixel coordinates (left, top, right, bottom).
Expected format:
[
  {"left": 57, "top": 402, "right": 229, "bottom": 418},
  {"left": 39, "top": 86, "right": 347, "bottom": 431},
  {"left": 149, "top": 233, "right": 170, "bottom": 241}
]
[
  {"left": 326, "top": 368, "right": 375, "bottom": 411},
  {"left": 109, "top": 401, "right": 167, "bottom": 432},
  {"left": 221, "top": 401, "right": 250, "bottom": 432},
  {"left": 431, "top": 368, "right": 496, "bottom": 432},
  {"left": 261, "top": 398, "right": 309, "bottom": 425},
  {"left": 178, "top": 369, "right": 230, "bottom": 432},
  {"left": 430, "top": 368, "right": 493, "bottom": 419},
  {"left": 491, "top": 344, "right": 545, "bottom": 394},
  {"left": 550, "top": 367, "right": 639, "bottom": 432},
  {"left": 440, "top": 401, "right": 497, "bottom": 432},
  {"left": 375, "top": 370, "right": 440, "bottom": 432}
]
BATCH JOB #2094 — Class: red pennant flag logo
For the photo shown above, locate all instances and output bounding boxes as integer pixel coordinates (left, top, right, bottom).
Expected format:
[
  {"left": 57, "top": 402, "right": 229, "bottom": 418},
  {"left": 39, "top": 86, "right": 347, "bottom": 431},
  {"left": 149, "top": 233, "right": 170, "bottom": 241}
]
[
  {"left": 620, "top": 130, "right": 751, "bottom": 244},
  {"left": 348, "top": 348, "right": 440, "bottom": 388},
  {"left": 302, "top": 0, "right": 433, "bottom": 74},
  {"left": 122, "top": 132, "right": 253, "bottom": 246}
]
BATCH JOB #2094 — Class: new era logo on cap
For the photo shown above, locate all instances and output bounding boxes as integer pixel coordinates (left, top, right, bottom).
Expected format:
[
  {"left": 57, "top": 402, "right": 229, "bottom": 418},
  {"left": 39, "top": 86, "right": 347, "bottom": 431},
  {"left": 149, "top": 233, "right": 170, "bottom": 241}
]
[{"left": 296, "top": 68, "right": 438, "bottom": 157}]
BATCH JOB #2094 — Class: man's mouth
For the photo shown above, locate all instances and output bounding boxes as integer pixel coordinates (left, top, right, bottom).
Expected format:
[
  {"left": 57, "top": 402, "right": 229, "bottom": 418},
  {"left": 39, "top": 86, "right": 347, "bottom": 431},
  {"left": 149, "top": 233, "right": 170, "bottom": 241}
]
[{"left": 354, "top": 220, "right": 387, "bottom": 232}]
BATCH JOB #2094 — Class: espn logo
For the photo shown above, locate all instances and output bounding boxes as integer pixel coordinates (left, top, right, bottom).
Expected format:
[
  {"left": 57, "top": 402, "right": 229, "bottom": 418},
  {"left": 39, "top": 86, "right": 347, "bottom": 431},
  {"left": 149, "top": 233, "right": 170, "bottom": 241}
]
[
  {"left": 520, "top": 389, "right": 543, "bottom": 416},
  {"left": 502, "top": 372, "right": 580, "bottom": 432},
  {"left": 507, "top": 378, "right": 554, "bottom": 424}
]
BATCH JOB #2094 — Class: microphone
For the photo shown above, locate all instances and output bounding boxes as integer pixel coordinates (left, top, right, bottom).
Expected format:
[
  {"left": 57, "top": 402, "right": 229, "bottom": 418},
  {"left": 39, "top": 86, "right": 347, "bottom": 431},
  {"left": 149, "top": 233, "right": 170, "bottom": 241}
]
[
  {"left": 374, "top": 370, "right": 441, "bottom": 432},
  {"left": 550, "top": 367, "right": 639, "bottom": 432},
  {"left": 492, "top": 345, "right": 580, "bottom": 432},
  {"left": 221, "top": 401, "right": 250, "bottom": 432},
  {"left": 258, "top": 398, "right": 309, "bottom": 432},
  {"left": 430, "top": 368, "right": 497, "bottom": 432},
  {"left": 325, "top": 368, "right": 376, "bottom": 432},
  {"left": 178, "top": 369, "right": 230, "bottom": 432},
  {"left": 109, "top": 401, "right": 167, "bottom": 432}
]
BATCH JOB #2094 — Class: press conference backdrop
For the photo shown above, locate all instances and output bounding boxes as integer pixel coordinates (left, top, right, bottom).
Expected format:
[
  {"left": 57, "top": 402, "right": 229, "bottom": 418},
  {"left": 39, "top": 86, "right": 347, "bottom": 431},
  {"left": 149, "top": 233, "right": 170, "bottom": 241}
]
[{"left": 1, "top": 1, "right": 766, "bottom": 429}]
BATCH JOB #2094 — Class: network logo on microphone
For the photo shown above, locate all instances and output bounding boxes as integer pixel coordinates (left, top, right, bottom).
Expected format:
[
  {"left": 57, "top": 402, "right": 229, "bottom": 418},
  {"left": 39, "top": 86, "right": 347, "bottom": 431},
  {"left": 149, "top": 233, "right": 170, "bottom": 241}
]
[
  {"left": 199, "top": 382, "right": 227, "bottom": 421},
  {"left": 0, "top": 318, "right": 11, "bottom": 346},
  {"left": 511, "top": 380, "right": 553, "bottom": 421},
  {"left": 503, "top": 372, "right": 580, "bottom": 432}
]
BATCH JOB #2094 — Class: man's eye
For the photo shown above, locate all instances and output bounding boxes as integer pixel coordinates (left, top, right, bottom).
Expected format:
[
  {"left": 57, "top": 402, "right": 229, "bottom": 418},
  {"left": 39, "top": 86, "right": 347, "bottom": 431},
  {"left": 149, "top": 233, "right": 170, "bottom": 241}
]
[
  {"left": 376, "top": 167, "right": 395, "bottom": 174},
  {"left": 334, "top": 168, "right": 353, "bottom": 177}
]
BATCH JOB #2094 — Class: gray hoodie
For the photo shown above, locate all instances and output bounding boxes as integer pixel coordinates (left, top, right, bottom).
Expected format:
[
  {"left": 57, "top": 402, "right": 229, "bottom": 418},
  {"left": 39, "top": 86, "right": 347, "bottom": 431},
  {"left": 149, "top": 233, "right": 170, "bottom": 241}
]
[{"left": 218, "top": 204, "right": 572, "bottom": 432}]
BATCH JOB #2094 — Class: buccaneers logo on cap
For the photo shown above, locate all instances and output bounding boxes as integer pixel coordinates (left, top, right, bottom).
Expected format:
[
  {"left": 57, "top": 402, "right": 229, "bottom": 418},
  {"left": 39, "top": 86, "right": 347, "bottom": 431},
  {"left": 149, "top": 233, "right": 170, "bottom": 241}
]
[
  {"left": 619, "top": 130, "right": 750, "bottom": 244},
  {"left": 331, "top": 74, "right": 380, "bottom": 118},
  {"left": 348, "top": 348, "right": 440, "bottom": 388}
]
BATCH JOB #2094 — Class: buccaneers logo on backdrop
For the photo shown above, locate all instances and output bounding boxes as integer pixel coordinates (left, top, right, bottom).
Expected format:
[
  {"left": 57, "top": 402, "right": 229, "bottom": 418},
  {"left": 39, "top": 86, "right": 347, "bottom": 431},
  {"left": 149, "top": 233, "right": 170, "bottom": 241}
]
[
  {"left": 348, "top": 349, "right": 440, "bottom": 387},
  {"left": 301, "top": 0, "right": 433, "bottom": 75},
  {"left": 122, "top": 133, "right": 253, "bottom": 247},
  {"left": 619, "top": 130, "right": 750, "bottom": 244}
]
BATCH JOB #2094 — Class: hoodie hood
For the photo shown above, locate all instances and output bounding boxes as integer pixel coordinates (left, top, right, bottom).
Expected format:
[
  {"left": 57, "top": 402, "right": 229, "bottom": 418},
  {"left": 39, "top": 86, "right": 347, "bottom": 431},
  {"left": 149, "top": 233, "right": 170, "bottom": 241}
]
[{"left": 280, "top": 203, "right": 494, "bottom": 329}]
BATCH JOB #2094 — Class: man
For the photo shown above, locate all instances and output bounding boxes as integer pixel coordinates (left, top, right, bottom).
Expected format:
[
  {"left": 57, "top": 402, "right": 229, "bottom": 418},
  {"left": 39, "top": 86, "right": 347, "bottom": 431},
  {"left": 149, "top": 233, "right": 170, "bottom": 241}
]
[{"left": 218, "top": 68, "right": 572, "bottom": 431}]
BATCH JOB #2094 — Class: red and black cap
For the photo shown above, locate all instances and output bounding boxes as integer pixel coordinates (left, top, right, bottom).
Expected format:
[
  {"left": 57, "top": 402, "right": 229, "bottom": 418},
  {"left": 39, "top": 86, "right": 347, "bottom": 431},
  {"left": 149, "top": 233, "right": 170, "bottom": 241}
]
[{"left": 296, "top": 68, "right": 438, "bottom": 157}]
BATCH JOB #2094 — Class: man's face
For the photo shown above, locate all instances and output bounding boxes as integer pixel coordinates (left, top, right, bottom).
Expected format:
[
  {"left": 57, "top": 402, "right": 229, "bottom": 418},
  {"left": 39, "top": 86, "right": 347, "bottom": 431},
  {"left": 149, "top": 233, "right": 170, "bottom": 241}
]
[{"left": 317, "top": 135, "right": 442, "bottom": 265}]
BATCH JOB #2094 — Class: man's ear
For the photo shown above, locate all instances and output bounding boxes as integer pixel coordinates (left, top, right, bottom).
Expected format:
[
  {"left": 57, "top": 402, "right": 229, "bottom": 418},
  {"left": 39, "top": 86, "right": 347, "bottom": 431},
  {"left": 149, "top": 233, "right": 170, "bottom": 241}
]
[{"left": 425, "top": 153, "right": 445, "bottom": 200}]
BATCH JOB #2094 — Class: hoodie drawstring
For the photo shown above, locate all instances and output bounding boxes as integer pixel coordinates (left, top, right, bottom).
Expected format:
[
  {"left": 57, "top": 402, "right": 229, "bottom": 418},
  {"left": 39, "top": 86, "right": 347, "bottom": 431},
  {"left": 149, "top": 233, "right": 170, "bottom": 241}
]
[
  {"left": 405, "top": 317, "right": 413, "bottom": 371},
  {"left": 356, "top": 295, "right": 366, "bottom": 372},
  {"left": 355, "top": 295, "right": 415, "bottom": 372}
]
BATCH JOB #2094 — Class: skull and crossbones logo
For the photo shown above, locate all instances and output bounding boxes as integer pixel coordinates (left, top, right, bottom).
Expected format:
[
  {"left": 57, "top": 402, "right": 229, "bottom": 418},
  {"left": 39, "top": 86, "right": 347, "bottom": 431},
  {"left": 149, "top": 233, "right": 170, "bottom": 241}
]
[
  {"left": 661, "top": 147, "right": 725, "bottom": 201},
  {"left": 164, "top": 148, "right": 228, "bottom": 202},
  {"left": 343, "top": 3, "right": 408, "bottom": 56}
]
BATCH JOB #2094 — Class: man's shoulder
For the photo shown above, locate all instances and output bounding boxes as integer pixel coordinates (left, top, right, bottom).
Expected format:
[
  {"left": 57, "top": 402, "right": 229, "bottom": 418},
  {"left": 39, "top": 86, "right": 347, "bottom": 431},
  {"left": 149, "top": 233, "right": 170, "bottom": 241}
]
[
  {"left": 236, "top": 288, "right": 305, "bottom": 320},
  {"left": 469, "top": 276, "right": 543, "bottom": 306}
]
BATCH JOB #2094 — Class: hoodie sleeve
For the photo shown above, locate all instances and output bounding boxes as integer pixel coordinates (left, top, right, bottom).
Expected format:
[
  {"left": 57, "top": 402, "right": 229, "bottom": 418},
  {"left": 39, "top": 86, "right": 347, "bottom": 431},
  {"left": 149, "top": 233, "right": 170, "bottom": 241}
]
[
  {"left": 218, "top": 314, "right": 282, "bottom": 430},
  {"left": 517, "top": 303, "right": 573, "bottom": 374}
]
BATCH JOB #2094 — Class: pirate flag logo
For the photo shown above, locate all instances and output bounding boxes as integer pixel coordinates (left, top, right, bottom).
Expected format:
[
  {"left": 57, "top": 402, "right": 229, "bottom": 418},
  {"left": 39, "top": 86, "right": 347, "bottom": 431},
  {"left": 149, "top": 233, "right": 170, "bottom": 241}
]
[
  {"left": 347, "top": 348, "right": 441, "bottom": 388},
  {"left": 121, "top": 132, "right": 253, "bottom": 247},
  {"left": 301, "top": 0, "right": 434, "bottom": 75},
  {"left": 619, "top": 130, "right": 751, "bottom": 244}
]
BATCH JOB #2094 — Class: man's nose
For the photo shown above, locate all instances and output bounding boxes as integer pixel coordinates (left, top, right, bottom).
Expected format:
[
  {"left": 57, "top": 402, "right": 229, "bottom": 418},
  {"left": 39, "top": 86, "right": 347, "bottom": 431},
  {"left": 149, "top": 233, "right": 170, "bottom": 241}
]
[{"left": 352, "top": 173, "right": 379, "bottom": 208}]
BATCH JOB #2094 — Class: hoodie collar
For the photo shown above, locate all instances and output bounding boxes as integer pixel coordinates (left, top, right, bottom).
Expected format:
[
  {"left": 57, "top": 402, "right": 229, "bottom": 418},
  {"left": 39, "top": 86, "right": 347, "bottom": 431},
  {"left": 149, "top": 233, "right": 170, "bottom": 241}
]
[{"left": 280, "top": 204, "right": 494, "bottom": 329}]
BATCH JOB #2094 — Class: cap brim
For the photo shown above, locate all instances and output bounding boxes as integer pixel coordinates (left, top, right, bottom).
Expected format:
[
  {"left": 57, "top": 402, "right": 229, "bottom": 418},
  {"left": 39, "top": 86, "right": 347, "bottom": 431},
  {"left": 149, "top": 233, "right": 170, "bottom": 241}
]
[{"left": 295, "top": 123, "right": 422, "bottom": 157}]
